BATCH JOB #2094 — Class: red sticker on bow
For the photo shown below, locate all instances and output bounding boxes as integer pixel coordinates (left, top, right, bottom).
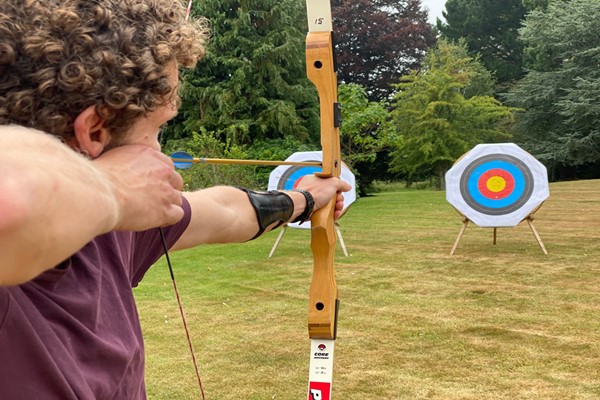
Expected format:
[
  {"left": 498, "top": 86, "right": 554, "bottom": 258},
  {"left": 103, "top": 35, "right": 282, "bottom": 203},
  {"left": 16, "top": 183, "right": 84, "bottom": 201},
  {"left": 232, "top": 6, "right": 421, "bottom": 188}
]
[{"left": 308, "top": 381, "right": 331, "bottom": 400}]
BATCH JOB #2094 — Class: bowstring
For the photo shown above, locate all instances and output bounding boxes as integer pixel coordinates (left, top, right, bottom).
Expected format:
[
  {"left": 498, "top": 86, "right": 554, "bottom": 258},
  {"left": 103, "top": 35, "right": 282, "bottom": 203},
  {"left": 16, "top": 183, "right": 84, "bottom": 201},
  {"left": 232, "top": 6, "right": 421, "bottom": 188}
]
[
  {"left": 159, "top": 228, "right": 206, "bottom": 400},
  {"left": 185, "top": 0, "right": 193, "bottom": 21},
  {"left": 155, "top": 3, "right": 205, "bottom": 398}
]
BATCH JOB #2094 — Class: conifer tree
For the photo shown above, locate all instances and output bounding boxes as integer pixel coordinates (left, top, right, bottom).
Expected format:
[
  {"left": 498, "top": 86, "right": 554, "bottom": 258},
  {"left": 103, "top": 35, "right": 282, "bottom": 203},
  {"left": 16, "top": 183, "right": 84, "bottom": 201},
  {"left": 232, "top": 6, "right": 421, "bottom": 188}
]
[
  {"left": 167, "top": 0, "right": 320, "bottom": 146},
  {"left": 438, "top": 0, "right": 527, "bottom": 88},
  {"left": 387, "top": 40, "right": 516, "bottom": 187},
  {"left": 505, "top": 0, "right": 600, "bottom": 179}
]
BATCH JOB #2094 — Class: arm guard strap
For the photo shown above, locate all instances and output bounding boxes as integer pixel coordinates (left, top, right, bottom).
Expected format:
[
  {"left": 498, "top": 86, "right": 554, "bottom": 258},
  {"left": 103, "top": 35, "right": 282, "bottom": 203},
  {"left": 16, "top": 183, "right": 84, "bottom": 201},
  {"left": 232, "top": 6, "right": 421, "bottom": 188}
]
[{"left": 237, "top": 187, "right": 294, "bottom": 240}]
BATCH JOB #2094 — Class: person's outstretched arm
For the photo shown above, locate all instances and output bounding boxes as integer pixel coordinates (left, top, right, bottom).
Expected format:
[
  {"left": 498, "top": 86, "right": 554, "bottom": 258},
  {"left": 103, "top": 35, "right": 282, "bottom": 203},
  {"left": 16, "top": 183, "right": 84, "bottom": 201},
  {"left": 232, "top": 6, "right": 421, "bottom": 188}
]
[{"left": 172, "top": 175, "right": 351, "bottom": 250}]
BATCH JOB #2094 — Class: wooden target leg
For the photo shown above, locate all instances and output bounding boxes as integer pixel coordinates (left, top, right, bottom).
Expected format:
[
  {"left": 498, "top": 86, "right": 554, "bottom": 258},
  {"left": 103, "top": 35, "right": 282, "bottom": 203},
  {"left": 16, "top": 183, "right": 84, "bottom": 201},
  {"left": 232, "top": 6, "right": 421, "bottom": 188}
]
[
  {"left": 526, "top": 217, "right": 548, "bottom": 255},
  {"left": 450, "top": 218, "right": 469, "bottom": 256},
  {"left": 268, "top": 224, "right": 288, "bottom": 258},
  {"left": 334, "top": 222, "right": 349, "bottom": 257},
  {"left": 493, "top": 227, "right": 497, "bottom": 245}
]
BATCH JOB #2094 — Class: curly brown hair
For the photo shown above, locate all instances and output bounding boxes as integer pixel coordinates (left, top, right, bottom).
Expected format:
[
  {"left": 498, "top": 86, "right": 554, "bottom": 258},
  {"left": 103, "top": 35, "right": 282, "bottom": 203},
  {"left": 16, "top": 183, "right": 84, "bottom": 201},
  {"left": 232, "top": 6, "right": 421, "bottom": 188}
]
[{"left": 0, "top": 0, "right": 208, "bottom": 141}]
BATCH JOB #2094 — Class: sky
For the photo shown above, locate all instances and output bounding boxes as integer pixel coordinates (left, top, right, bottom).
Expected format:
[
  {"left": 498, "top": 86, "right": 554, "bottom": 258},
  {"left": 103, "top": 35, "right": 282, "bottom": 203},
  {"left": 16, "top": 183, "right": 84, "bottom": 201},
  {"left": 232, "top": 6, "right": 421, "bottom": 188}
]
[{"left": 420, "top": 0, "right": 446, "bottom": 24}]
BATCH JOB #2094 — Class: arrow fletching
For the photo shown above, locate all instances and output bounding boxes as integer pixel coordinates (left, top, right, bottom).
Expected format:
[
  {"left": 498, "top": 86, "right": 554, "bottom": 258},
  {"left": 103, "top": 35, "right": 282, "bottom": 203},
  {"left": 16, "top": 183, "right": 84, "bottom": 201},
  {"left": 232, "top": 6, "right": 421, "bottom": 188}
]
[{"left": 171, "top": 151, "right": 194, "bottom": 169}]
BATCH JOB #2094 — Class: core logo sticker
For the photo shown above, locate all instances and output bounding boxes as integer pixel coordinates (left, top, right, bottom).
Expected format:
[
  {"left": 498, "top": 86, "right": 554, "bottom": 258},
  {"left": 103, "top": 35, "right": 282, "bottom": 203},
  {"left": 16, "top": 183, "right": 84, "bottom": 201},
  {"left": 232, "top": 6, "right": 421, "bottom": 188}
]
[
  {"left": 313, "top": 345, "right": 330, "bottom": 360},
  {"left": 308, "top": 382, "right": 330, "bottom": 400}
]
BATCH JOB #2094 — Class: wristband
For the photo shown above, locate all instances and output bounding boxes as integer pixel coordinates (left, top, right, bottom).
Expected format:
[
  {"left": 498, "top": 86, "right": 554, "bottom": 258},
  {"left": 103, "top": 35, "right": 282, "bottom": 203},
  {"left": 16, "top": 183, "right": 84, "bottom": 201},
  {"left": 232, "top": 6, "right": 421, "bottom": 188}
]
[{"left": 292, "top": 189, "right": 315, "bottom": 225}]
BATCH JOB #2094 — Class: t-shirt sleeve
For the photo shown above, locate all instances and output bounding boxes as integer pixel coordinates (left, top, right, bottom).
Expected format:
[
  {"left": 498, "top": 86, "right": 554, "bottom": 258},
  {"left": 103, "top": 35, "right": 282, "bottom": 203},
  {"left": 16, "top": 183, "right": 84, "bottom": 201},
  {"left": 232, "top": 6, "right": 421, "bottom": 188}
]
[
  {"left": 129, "top": 197, "right": 192, "bottom": 287},
  {"left": 0, "top": 289, "right": 9, "bottom": 333}
]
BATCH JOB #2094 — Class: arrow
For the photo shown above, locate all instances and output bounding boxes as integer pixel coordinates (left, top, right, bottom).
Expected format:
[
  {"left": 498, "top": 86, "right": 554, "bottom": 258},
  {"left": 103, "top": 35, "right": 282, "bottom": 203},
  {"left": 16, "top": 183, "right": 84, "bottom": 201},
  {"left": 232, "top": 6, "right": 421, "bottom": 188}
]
[{"left": 170, "top": 151, "right": 323, "bottom": 169}]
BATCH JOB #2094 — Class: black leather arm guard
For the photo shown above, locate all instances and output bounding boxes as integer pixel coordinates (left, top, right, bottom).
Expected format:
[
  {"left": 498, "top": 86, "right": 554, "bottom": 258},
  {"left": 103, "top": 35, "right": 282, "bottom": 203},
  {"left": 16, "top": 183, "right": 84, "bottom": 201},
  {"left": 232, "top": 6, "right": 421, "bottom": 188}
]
[{"left": 237, "top": 187, "right": 294, "bottom": 240}]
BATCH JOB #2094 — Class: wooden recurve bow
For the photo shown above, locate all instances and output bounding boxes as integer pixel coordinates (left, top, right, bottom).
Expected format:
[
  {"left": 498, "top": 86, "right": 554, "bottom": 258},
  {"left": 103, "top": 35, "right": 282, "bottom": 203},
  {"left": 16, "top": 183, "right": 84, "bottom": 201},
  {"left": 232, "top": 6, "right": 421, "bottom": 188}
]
[
  {"left": 305, "top": 1, "right": 341, "bottom": 399},
  {"left": 168, "top": 2, "right": 342, "bottom": 399}
]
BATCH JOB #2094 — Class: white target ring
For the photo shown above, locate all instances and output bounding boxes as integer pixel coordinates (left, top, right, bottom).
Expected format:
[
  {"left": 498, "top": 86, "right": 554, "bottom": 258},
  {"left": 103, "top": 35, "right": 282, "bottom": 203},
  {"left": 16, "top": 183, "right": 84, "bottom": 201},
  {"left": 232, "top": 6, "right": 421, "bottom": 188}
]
[{"left": 445, "top": 143, "right": 549, "bottom": 227}]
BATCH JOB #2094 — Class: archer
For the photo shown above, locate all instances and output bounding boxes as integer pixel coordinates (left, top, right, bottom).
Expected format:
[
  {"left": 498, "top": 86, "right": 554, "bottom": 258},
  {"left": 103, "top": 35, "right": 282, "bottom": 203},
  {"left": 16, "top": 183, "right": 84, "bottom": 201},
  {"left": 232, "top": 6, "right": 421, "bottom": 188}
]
[{"left": 0, "top": 0, "right": 350, "bottom": 398}]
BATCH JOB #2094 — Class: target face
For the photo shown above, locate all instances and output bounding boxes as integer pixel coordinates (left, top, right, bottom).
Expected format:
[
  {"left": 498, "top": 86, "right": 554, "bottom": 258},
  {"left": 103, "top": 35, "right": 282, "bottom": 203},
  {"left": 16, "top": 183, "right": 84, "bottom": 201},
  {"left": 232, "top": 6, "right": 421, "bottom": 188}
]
[
  {"left": 268, "top": 151, "right": 356, "bottom": 229},
  {"left": 276, "top": 164, "right": 323, "bottom": 191},
  {"left": 446, "top": 144, "right": 549, "bottom": 227}
]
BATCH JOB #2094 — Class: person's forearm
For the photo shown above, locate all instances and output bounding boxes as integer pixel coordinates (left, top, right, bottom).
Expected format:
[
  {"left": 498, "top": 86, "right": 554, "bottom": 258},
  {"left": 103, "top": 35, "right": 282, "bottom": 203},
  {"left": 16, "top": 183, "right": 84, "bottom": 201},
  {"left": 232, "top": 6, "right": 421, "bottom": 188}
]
[
  {"left": 172, "top": 175, "right": 349, "bottom": 251},
  {"left": 172, "top": 186, "right": 310, "bottom": 250},
  {"left": 0, "top": 126, "right": 118, "bottom": 285}
]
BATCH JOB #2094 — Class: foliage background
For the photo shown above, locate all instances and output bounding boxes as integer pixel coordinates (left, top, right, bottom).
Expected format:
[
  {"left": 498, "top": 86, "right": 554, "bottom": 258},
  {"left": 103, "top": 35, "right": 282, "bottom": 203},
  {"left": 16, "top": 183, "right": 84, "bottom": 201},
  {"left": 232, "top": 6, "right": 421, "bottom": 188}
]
[
  {"left": 163, "top": 0, "right": 600, "bottom": 193},
  {"left": 504, "top": 0, "right": 600, "bottom": 180},
  {"left": 333, "top": 0, "right": 436, "bottom": 101},
  {"left": 386, "top": 40, "right": 516, "bottom": 188}
]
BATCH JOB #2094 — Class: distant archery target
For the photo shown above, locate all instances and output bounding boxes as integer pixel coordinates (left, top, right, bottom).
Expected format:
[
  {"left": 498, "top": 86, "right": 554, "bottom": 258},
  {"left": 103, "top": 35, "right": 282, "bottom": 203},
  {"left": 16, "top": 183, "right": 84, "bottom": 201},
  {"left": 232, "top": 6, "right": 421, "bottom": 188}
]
[
  {"left": 461, "top": 154, "right": 534, "bottom": 215},
  {"left": 268, "top": 151, "right": 356, "bottom": 229},
  {"left": 446, "top": 144, "right": 549, "bottom": 227}
]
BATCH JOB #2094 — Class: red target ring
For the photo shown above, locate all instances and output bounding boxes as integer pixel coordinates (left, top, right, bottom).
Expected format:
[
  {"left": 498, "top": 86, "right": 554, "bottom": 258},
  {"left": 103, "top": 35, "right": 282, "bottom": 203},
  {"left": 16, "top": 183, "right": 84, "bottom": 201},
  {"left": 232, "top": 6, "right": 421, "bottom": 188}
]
[{"left": 477, "top": 168, "right": 515, "bottom": 200}]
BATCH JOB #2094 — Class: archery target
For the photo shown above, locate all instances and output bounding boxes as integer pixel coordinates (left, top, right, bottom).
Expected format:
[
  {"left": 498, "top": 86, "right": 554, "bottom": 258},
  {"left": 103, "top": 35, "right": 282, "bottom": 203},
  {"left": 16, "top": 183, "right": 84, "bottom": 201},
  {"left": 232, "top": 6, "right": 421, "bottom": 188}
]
[
  {"left": 276, "top": 164, "right": 323, "bottom": 191},
  {"left": 446, "top": 144, "right": 549, "bottom": 227},
  {"left": 268, "top": 151, "right": 356, "bottom": 229}
]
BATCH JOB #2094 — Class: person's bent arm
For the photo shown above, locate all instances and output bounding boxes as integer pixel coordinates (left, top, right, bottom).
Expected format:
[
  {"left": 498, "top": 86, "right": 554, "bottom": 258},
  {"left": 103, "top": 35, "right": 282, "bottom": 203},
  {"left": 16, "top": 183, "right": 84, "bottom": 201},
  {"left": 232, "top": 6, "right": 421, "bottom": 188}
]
[
  {"left": 0, "top": 126, "right": 120, "bottom": 285},
  {"left": 0, "top": 126, "right": 185, "bottom": 285}
]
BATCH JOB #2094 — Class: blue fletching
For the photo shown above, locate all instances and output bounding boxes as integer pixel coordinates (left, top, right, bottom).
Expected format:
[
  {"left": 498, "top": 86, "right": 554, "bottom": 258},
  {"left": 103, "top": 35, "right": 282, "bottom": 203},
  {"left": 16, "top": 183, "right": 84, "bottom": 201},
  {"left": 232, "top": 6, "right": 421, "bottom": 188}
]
[{"left": 171, "top": 151, "right": 194, "bottom": 169}]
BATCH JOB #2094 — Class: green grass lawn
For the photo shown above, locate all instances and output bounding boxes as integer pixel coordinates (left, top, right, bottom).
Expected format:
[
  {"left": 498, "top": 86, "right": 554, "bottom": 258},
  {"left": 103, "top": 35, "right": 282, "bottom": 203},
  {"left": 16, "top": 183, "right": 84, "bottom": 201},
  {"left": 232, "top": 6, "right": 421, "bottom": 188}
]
[{"left": 135, "top": 179, "right": 600, "bottom": 399}]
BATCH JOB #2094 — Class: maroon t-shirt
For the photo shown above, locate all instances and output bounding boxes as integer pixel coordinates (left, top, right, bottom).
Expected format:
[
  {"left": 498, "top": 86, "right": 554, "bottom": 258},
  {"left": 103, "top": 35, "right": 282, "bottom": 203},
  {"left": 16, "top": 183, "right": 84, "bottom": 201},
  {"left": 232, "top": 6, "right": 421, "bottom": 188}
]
[{"left": 0, "top": 199, "right": 191, "bottom": 399}]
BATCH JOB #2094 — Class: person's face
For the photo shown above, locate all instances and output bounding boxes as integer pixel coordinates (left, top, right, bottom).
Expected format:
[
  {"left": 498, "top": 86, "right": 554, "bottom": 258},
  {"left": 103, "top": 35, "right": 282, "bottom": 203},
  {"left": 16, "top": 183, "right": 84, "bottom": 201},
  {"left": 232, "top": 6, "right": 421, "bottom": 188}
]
[{"left": 109, "top": 62, "right": 180, "bottom": 151}]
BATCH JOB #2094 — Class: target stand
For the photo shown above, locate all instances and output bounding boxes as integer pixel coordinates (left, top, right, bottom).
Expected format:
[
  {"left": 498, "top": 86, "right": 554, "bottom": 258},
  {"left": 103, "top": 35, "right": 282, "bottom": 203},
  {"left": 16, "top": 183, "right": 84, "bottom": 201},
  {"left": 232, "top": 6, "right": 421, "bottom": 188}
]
[
  {"left": 267, "top": 151, "right": 356, "bottom": 258},
  {"left": 268, "top": 219, "right": 349, "bottom": 258},
  {"left": 446, "top": 143, "right": 549, "bottom": 255},
  {"left": 449, "top": 211, "right": 548, "bottom": 256}
]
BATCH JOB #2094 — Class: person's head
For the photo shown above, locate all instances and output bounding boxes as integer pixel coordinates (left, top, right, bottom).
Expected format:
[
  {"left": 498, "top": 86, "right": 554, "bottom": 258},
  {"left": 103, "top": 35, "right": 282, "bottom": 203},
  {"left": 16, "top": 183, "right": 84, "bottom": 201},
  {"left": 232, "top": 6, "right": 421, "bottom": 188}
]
[{"left": 0, "top": 0, "right": 208, "bottom": 153}]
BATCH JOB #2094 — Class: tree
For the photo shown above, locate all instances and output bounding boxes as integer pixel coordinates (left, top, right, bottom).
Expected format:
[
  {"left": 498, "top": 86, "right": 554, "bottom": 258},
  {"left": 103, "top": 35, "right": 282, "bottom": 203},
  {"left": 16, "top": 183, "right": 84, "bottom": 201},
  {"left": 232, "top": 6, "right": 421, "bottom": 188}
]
[
  {"left": 386, "top": 40, "right": 516, "bottom": 188},
  {"left": 337, "top": 83, "right": 389, "bottom": 195},
  {"left": 504, "top": 0, "right": 600, "bottom": 180},
  {"left": 165, "top": 0, "right": 320, "bottom": 146},
  {"left": 521, "top": 0, "right": 549, "bottom": 10},
  {"left": 437, "top": 0, "right": 527, "bottom": 88},
  {"left": 333, "top": 0, "right": 436, "bottom": 101}
]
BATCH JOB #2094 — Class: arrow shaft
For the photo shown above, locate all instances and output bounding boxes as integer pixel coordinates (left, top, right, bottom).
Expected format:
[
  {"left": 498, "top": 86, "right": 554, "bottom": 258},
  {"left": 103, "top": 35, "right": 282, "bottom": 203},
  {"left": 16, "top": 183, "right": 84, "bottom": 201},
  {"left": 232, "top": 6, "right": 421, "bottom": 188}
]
[{"left": 171, "top": 157, "right": 322, "bottom": 167}]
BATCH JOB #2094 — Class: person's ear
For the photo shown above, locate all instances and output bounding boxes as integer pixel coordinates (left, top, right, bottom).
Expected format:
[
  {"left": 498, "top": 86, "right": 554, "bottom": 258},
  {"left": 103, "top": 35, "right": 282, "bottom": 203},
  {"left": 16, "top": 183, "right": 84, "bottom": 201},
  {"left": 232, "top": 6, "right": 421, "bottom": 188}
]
[{"left": 72, "top": 106, "right": 111, "bottom": 159}]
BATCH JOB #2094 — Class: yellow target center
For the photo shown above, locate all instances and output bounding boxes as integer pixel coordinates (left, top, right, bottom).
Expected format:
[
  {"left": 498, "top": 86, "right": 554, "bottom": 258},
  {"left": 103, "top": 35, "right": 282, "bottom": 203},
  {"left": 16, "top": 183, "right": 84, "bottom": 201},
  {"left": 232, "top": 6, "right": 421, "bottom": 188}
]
[{"left": 486, "top": 176, "right": 506, "bottom": 193}]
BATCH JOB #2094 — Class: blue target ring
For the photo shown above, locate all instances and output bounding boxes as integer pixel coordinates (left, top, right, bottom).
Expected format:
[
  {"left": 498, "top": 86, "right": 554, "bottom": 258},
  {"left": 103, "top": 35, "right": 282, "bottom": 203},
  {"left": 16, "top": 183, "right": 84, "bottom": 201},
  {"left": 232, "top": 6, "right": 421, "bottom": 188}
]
[
  {"left": 459, "top": 154, "right": 534, "bottom": 216},
  {"left": 466, "top": 160, "right": 526, "bottom": 209},
  {"left": 276, "top": 165, "right": 322, "bottom": 190}
]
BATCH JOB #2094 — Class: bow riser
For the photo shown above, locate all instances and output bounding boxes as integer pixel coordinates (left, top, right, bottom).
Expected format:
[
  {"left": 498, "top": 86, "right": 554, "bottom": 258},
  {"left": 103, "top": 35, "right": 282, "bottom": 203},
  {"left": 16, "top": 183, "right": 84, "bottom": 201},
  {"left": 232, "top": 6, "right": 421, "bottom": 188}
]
[
  {"left": 306, "top": 31, "right": 341, "bottom": 341},
  {"left": 306, "top": 32, "right": 341, "bottom": 179},
  {"left": 306, "top": 13, "right": 341, "bottom": 398}
]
